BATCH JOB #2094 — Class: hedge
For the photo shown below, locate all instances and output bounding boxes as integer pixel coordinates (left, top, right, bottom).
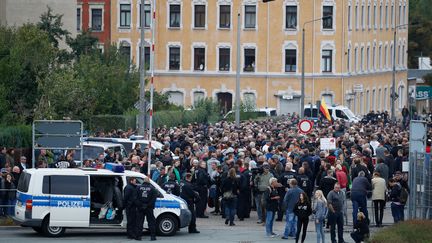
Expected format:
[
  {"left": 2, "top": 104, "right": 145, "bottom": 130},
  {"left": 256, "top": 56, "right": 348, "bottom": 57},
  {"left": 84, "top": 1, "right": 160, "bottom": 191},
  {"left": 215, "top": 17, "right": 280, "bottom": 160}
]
[{"left": 0, "top": 125, "right": 32, "bottom": 148}]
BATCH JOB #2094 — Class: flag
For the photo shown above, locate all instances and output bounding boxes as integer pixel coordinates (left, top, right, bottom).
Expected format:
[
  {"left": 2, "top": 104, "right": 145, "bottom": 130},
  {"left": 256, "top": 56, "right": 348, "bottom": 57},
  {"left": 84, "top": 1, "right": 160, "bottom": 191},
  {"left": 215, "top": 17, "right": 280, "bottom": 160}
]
[{"left": 320, "top": 98, "right": 332, "bottom": 122}]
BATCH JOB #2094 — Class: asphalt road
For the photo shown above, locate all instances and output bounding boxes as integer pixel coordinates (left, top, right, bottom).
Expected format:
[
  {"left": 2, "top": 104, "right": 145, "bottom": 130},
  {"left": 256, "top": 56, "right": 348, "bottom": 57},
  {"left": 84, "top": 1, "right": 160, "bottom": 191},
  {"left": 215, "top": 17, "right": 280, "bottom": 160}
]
[{"left": 0, "top": 200, "right": 395, "bottom": 243}]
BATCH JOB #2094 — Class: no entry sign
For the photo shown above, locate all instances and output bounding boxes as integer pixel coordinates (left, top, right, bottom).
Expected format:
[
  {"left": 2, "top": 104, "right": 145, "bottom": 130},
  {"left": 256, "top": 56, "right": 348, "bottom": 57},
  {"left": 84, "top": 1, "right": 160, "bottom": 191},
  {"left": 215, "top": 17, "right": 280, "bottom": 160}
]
[{"left": 298, "top": 119, "right": 313, "bottom": 134}]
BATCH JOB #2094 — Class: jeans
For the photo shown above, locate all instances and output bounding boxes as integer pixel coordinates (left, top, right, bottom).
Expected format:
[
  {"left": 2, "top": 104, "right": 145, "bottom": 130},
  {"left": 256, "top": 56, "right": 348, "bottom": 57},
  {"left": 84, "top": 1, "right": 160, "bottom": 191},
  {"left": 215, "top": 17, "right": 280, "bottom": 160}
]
[
  {"left": 315, "top": 219, "right": 325, "bottom": 243},
  {"left": 283, "top": 211, "right": 297, "bottom": 237},
  {"left": 328, "top": 211, "right": 344, "bottom": 243},
  {"left": 351, "top": 191, "right": 368, "bottom": 225},
  {"left": 224, "top": 198, "right": 237, "bottom": 224},
  {"left": 373, "top": 200, "right": 385, "bottom": 226},
  {"left": 265, "top": 210, "right": 276, "bottom": 236},
  {"left": 296, "top": 217, "right": 309, "bottom": 243},
  {"left": 391, "top": 203, "right": 404, "bottom": 223},
  {"left": 254, "top": 192, "right": 264, "bottom": 221}
]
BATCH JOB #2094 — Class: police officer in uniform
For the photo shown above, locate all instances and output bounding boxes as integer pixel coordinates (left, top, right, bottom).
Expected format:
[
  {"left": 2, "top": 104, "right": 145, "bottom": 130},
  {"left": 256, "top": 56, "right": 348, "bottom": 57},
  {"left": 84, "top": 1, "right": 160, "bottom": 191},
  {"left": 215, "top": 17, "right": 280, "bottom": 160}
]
[
  {"left": 136, "top": 177, "right": 158, "bottom": 241},
  {"left": 180, "top": 173, "right": 200, "bottom": 234},
  {"left": 237, "top": 162, "right": 252, "bottom": 220},
  {"left": 123, "top": 177, "right": 138, "bottom": 239},
  {"left": 193, "top": 161, "right": 210, "bottom": 218},
  {"left": 163, "top": 173, "right": 180, "bottom": 196},
  {"left": 276, "top": 162, "right": 297, "bottom": 221}
]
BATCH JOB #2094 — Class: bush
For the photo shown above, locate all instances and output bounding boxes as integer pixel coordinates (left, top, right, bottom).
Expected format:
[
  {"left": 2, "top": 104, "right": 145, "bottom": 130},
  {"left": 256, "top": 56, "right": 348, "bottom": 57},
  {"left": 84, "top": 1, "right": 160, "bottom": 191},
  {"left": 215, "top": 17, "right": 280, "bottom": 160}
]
[
  {"left": 370, "top": 220, "right": 432, "bottom": 243},
  {"left": 88, "top": 115, "right": 136, "bottom": 132},
  {"left": 0, "top": 125, "right": 32, "bottom": 148}
]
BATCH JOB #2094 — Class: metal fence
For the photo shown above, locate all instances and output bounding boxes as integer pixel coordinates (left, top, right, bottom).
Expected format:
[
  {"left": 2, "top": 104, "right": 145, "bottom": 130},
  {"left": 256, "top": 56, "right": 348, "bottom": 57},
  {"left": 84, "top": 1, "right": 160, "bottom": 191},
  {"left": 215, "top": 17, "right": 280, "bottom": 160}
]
[{"left": 408, "top": 152, "right": 432, "bottom": 220}]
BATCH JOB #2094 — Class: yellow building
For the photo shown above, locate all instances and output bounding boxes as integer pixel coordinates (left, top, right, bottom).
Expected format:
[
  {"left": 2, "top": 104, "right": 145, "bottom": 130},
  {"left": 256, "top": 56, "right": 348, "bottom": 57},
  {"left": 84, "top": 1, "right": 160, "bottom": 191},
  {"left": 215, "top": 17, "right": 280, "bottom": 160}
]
[{"left": 110, "top": 0, "right": 409, "bottom": 116}]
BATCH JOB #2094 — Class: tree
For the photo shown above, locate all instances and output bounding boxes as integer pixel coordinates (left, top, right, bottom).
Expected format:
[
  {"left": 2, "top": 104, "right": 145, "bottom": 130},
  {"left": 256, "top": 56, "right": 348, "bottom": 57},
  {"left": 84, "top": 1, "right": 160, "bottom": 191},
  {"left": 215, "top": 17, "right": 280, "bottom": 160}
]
[
  {"left": 67, "top": 30, "right": 99, "bottom": 58},
  {"left": 408, "top": 0, "right": 432, "bottom": 68},
  {"left": 37, "top": 6, "right": 70, "bottom": 48},
  {"left": 423, "top": 73, "right": 432, "bottom": 87}
]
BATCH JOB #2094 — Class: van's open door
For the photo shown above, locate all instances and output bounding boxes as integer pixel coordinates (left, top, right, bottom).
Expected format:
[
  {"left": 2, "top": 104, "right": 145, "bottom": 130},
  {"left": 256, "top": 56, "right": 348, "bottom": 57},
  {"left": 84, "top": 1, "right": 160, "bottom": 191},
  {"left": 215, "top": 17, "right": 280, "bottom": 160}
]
[{"left": 46, "top": 175, "right": 90, "bottom": 227}]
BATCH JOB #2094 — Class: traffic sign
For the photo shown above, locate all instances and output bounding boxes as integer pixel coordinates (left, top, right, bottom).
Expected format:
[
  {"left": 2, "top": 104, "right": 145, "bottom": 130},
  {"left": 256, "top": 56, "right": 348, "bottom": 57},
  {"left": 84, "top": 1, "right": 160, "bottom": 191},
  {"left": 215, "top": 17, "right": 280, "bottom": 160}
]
[{"left": 298, "top": 119, "right": 313, "bottom": 134}]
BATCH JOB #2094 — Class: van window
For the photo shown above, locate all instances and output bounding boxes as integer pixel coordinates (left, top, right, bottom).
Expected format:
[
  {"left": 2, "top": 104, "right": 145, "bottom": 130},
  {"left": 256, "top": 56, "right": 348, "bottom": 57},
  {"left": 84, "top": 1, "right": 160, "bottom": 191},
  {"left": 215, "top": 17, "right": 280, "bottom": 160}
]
[
  {"left": 305, "top": 108, "right": 318, "bottom": 117},
  {"left": 74, "top": 146, "right": 104, "bottom": 161},
  {"left": 335, "top": 110, "right": 348, "bottom": 119},
  {"left": 270, "top": 110, "right": 277, "bottom": 116},
  {"left": 17, "top": 172, "right": 31, "bottom": 193},
  {"left": 44, "top": 175, "right": 89, "bottom": 195}
]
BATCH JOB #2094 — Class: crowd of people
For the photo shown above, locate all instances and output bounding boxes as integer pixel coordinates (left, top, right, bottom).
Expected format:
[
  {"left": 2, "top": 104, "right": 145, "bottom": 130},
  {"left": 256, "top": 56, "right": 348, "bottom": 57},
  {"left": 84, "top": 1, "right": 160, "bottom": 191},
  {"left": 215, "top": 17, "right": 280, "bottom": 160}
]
[{"left": 1, "top": 110, "right": 431, "bottom": 242}]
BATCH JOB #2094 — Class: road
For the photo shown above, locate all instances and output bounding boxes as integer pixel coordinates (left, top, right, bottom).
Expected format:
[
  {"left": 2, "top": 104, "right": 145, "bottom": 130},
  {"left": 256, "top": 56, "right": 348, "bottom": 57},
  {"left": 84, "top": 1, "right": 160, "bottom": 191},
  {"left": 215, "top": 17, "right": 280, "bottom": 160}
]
[{"left": 0, "top": 201, "right": 395, "bottom": 243}]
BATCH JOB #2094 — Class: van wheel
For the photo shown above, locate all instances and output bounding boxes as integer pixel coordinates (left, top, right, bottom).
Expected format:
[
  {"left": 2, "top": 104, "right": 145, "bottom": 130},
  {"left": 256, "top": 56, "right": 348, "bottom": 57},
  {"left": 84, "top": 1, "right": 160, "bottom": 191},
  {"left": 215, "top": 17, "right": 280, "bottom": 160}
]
[
  {"left": 156, "top": 214, "right": 177, "bottom": 236},
  {"left": 41, "top": 217, "right": 66, "bottom": 237},
  {"left": 32, "top": 227, "right": 43, "bottom": 234}
]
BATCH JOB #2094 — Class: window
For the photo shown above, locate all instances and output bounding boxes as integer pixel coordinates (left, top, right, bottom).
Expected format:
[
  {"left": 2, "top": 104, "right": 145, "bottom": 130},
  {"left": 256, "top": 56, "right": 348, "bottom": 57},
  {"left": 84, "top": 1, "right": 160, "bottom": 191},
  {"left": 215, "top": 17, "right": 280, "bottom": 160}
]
[
  {"left": 119, "top": 44, "right": 131, "bottom": 61},
  {"left": 219, "top": 48, "right": 230, "bottom": 71},
  {"left": 366, "top": 47, "right": 370, "bottom": 71},
  {"left": 91, "top": 8, "right": 103, "bottom": 31},
  {"left": 379, "top": 46, "right": 382, "bottom": 69},
  {"left": 402, "top": 45, "right": 405, "bottom": 67},
  {"left": 354, "top": 47, "right": 358, "bottom": 72},
  {"left": 391, "top": 5, "right": 394, "bottom": 27},
  {"left": 402, "top": 5, "right": 406, "bottom": 24},
  {"left": 384, "top": 88, "right": 388, "bottom": 110},
  {"left": 372, "top": 46, "right": 376, "bottom": 69},
  {"left": 367, "top": 5, "right": 370, "bottom": 28},
  {"left": 285, "top": 49, "right": 296, "bottom": 72},
  {"left": 48, "top": 175, "right": 89, "bottom": 195},
  {"left": 244, "top": 5, "right": 256, "bottom": 29},
  {"left": 77, "top": 8, "right": 81, "bottom": 31},
  {"left": 17, "top": 172, "right": 31, "bottom": 193},
  {"left": 193, "top": 91, "right": 205, "bottom": 106},
  {"left": 355, "top": 6, "right": 358, "bottom": 29},
  {"left": 361, "top": 5, "right": 365, "bottom": 29},
  {"left": 373, "top": 5, "right": 377, "bottom": 28},
  {"left": 169, "top": 4, "right": 181, "bottom": 27},
  {"left": 348, "top": 5, "right": 351, "bottom": 30},
  {"left": 139, "top": 46, "right": 150, "bottom": 70},
  {"left": 360, "top": 47, "right": 364, "bottom": 72},
  {"left": 244, "top": 48, "right": 255, "bottom": 72},
  {"left": 219, "top": 5, "right": 230, "bottom": 28},
  {"left": 347, "top": 48, "right": 351, "bottom": 72},
  {"left": 384, "top": 45, "right": 388, "bottom": 68},
  {"left": 398, "top": 86, "right": 404, "bottom": 108},
  {"left": 120, "top": 4, "right": 131, "bottom": 27},
  {"left": 323, "top": 6, "right": 333, "bottom": 29},
  {"left": 372, "top": 89, "right": 376, "bottom": 110},
  {"left": 398, "top": 5, "right": 402, "bottom": 25},
  {"left": 286, "top": 6, "right": 297, "bottom": 29},
  {"left": 194, "top": 47, "right": 205, "bottom": 71},
  {"left": 379, "top": 5, "right": 382, "bottom": 29},
  {"left": 194, "top": 5, "right": 205, "bottom": 28},
  {"left": 139, "top": 4, "right": 151, "bottom": 28},
  {"left": 366, "top": 90, "right": 370, "bottom": 111},
  {"left": 385, "top": 5, "right": 388, "bottom": 28},
  {"left": 322, "top": 50, "right": 332, "bottom": 72},
  {"left": 169, "top": 47, "right": 180, "bottom": 70},
  {"left": 390, "top": 45, "right": 394, "bottom": 67}
]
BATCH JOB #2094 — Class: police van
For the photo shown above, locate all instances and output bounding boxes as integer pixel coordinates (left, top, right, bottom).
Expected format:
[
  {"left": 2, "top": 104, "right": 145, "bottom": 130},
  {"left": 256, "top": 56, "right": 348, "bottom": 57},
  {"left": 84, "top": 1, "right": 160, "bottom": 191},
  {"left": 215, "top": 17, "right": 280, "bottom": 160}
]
[{"left": 13, "top": 167, "right": 191, "bottom": 237}]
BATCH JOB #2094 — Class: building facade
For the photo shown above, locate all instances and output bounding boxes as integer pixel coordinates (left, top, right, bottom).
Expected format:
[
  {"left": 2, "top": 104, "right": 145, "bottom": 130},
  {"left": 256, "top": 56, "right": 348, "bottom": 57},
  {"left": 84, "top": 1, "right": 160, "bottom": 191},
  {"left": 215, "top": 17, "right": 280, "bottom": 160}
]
[
  {"left": 77, "top": 0, "right": 112, "bottom": 50},
  {"left": 0, "top": 0, "right": 77, "bottom": 48},
  {"left": 110, "top": 0, "right": 409, "bottom": 116}
]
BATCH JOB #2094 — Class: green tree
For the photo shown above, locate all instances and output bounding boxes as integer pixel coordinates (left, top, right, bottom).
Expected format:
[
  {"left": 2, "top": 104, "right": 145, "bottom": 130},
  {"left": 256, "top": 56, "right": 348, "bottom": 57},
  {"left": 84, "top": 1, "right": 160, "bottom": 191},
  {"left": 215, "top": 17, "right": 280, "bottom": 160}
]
[
  {"left": 37, "top": 6, "right": 70, "bottom": 48},
  {"left": 67, "top": 30, "right": 99, "bottom": 58},
  {"left": 0, "top": 24, "right": 56, "bottom": 124},
  {"left": 408, "top": 0, "right": 432, "bottom": 68}
]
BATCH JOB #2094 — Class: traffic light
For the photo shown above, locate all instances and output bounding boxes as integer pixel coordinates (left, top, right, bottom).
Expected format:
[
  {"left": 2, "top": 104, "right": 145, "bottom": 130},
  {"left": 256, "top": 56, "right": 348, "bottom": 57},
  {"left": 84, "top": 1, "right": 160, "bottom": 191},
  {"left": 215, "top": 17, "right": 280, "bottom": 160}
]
[{"left": 263, "top": 0, "right": 275, "bottom": 2}]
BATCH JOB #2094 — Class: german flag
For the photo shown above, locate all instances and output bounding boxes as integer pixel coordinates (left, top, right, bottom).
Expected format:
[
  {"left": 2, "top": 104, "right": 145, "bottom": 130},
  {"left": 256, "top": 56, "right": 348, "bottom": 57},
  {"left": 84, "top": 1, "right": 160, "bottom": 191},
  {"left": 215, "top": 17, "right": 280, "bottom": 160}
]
[{"left": 320, "top": 98, "right": 332, "bottom": 122}]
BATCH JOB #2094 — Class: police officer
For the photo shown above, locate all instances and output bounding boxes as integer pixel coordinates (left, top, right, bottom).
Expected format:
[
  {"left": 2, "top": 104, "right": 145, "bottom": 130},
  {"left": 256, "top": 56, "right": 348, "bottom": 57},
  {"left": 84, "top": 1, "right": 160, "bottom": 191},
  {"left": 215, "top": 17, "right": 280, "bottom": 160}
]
[
  {"left": 180, "top": 173, "right": 200, "bottom": 234},
  {"left": 237, "top": 162, "right": 252, "bottom": 220},
  {"left": 163, "top": 173, "right": 180, "bottom": 196},
  {"left": 123, "top": 177, "right": 138, "bottom": 239},
  {"left": 276, "top": 162, "right": 297, "bottom": 221},
  {"left": 193, "top": 161, "right": 210, "bottom": 218},
  {"left": 136, "top": 177, "right": 158, "bottom": 241}
]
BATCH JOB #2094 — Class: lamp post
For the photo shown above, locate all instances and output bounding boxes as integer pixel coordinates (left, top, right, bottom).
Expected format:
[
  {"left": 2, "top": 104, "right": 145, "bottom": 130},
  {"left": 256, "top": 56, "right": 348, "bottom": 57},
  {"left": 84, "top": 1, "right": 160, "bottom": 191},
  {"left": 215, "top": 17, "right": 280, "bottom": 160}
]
[
  {"left": 301, "top": 16, "right": 331, "bottom": 118},
  {"left": 391, "top": 23, "right": 411, "bottom": 122},
  {"left": 235, "top": 12, "right": 241, "bottom": 127}
]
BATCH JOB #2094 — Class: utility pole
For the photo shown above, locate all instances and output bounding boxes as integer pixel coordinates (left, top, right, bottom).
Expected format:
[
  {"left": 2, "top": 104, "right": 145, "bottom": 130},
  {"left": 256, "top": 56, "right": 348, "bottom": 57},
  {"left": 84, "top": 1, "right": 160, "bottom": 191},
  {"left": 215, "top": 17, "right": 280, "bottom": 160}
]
[
  {"left": 138, "top": 2, "right": 146, "bottom": 135},
  {"left": 235, "top": 12, "right": 241, "bottom": 127},
  {"left": 147, "top": 0, "right": 156, "bottom": 176}
]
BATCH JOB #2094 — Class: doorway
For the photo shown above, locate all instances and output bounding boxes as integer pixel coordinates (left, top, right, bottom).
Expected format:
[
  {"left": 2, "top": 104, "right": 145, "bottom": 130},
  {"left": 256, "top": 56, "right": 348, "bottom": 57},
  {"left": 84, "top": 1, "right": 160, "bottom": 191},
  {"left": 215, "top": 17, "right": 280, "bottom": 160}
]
[{"left": 217, "top": 92, "right": 233, "bottom": 115}]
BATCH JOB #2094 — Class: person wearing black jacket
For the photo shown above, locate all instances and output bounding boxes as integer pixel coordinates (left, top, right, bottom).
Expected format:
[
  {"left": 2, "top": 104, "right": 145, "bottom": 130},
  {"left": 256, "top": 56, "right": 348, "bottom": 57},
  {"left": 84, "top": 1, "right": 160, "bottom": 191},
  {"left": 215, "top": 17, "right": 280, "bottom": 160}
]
[
  {"left": 350, "top": 212, "right": 369, "bottom": 243},
  {"left": 180, "top": 173, "right": 200, "bottom": 233},
  {"left": 163, "top": 173, "right": 180, "bottom": 196},
  {"left": 221, "top": 168, "right": 239, "bottom": 226},
  {"left": 136, "top": 177, "right": 158, "bottom": 241},
  {"left": 294, "top": 192, "right": 312, "bottom": 243},
  {"left": 123, "top": 177, "right": 138, "bottom": 240},
  {"left": 193, "top": 161, "right": 210, "bottom": 218},
  {"left": 237, "top": 163, "right": 252, "bottom": 220}
]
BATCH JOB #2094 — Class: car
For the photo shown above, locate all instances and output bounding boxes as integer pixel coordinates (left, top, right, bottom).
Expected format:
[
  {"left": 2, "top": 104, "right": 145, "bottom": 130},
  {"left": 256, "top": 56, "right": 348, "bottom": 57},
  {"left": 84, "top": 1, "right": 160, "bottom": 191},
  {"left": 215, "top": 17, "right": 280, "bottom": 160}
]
[
  {"left": 69, "top": 141, "right": 128, "bottom": 163},
  {"left": 304, "top": 105, "right": 361, "bottom": 123},
  {"left": 13, "top": 166, "right": 191, "bottom": 237}
]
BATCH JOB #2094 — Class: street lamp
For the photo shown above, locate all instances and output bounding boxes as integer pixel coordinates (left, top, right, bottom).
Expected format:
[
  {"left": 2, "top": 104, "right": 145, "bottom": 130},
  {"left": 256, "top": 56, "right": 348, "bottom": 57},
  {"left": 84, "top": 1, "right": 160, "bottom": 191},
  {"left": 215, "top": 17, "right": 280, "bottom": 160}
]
[
  {"left": 391, "top": 22, "right": 418, "bottom": 121},
  {"left": 301, "top": 16, "right": 332, "bottom": 118}
]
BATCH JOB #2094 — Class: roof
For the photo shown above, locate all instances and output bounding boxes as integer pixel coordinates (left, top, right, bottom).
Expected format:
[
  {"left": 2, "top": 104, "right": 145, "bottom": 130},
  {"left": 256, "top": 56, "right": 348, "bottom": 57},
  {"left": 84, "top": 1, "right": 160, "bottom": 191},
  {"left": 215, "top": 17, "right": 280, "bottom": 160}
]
[
  {"left": 81, "top": 141, "right": 124, "bottom": 148},
  {"left": 408, "top": 69, "right": 432, "bottom": 80},
  {"left": 24, "top": 168, "right": 147, "bottom": 177}
]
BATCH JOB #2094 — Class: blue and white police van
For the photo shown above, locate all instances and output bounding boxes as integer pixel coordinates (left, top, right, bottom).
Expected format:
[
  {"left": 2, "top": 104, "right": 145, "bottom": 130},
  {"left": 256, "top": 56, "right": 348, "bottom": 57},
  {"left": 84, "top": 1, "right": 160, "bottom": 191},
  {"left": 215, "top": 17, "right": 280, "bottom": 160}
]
[{"left": 13, "top": 167, "right": 191, "bottom": 237}]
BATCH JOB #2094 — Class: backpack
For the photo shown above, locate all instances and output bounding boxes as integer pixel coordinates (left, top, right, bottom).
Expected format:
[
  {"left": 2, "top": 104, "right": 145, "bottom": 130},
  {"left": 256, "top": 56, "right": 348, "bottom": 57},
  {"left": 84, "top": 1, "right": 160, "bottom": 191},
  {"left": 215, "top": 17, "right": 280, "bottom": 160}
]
[{"left": 399, "top": 186, "right": 409, "bottom": 204}]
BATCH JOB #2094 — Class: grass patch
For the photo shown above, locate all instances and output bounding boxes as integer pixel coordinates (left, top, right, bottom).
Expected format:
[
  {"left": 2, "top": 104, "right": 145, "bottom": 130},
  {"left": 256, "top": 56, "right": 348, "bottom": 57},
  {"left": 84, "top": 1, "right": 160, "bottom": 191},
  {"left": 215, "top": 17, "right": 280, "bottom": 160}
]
[{"left": 370, "top": 220, "right": 432, "bottom": 243}]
